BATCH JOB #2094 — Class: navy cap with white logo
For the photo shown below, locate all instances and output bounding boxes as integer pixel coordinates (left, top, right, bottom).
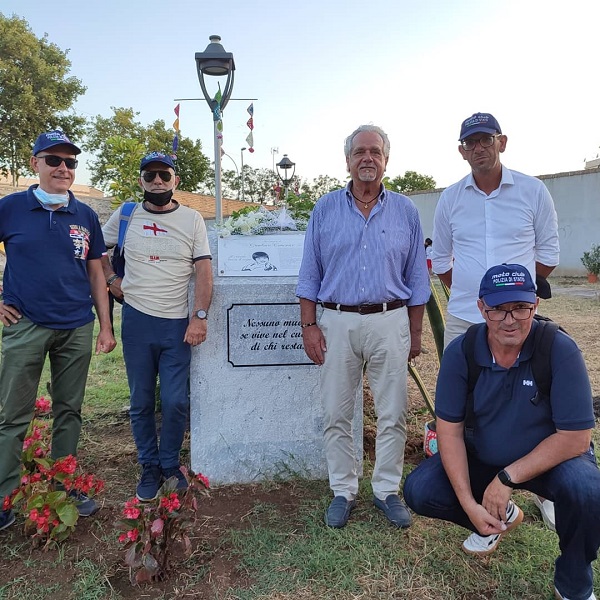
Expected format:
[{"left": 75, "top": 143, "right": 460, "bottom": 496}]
[
  {"left": 33, "top": 130, "right": 81, "bottom": 155},
  {"left": 459, "top": 113, "right": 502, "bottom": 140},
  {"left": 479, "top": 264, "right": 536, "bottom": 306}
]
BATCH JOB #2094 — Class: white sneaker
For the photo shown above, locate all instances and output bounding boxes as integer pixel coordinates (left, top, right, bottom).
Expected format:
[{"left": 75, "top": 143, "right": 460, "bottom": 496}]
[
  {"left": 462, "top": 500, "right": 524, "bottom": 556},
  {"left": 554, "top": 586, "right": 597, "bottom": 600},
  {"left": 533, "top": 495, "right": 556, "bottom": 531}
]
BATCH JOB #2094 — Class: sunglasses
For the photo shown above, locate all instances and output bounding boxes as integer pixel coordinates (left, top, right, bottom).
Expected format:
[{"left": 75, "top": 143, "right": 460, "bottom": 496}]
[
  {"left": 37, "top": 155, "right": 78, "bottom": 169},
  {"left": 142, "top": 171, "right": 173, "bottom": 182}
]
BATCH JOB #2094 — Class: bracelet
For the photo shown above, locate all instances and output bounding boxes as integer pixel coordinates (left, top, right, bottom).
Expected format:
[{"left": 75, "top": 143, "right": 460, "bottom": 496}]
[
  {"left": 106, "top": 274, "right": 120, "bottom": 286},
  {"left": 301, "top": 322, "right": 317, "bottom": 329}
]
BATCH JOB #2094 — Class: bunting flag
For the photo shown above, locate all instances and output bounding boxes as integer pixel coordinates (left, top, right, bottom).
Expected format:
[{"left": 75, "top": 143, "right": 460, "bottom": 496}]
[
  {"left": 172, "top": 103, "right": 181, "bottom": 155},
  {"left": 246, "top": 104, "right": 255, "bottom": 153},
  {"left": 213, "top": 84, "right": 223, "bottom": 132}
]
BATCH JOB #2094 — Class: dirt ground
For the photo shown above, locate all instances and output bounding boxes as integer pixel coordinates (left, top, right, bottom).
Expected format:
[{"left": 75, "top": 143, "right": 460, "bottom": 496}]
[{"left": 0, "top": 390, "right": 433, "bottom": 599}]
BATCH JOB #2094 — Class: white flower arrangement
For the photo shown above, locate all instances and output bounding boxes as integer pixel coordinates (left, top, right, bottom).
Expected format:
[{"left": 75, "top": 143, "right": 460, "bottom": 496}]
[{"left": 215, "top": 206, "right": 308, "bottom": 237}]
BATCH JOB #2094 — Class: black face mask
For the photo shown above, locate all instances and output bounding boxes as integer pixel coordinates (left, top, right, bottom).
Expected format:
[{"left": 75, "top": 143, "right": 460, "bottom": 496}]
[{"left": 144, "top": 189, "right": 173, "bottom": 206}]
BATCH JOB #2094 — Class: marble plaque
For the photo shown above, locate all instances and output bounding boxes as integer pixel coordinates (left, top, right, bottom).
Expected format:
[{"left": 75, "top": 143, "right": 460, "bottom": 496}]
[
  {"left": 217, "top": 233, "right": 305, "bottom": 277},
  {"left": 227, "top": 302, "right": 312, "bottom": 367}
]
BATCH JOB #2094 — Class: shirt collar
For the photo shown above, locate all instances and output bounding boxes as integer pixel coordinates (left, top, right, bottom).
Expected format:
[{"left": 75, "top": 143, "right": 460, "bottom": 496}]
[{"left": 464, "top": 165, "right": 515, "bottom": 194}]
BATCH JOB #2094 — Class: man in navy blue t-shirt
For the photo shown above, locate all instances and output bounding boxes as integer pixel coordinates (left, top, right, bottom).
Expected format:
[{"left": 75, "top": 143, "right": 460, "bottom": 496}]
[
  {"left": 404, "top": 264, "right": 599, "bottom": 600},
  {"left": 0, "top": 131, "right": 116, "bottom": 531}
]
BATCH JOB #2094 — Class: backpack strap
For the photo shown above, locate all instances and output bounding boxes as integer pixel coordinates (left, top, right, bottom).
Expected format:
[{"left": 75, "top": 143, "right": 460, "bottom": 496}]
[
  {"left": 117, "top": 201, "right": 137, "bottom": 248},
  {"left": 529, "top": 318, "right": 559, "bottom": 399},
  {"left": 462, "top": 323, "right": 485, "bottom": 454}
]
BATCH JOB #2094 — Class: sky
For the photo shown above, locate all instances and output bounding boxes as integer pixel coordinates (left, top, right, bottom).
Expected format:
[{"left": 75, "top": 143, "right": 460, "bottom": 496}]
[{"left": 3, "top": 0, "right": 600, "bottom": 190}]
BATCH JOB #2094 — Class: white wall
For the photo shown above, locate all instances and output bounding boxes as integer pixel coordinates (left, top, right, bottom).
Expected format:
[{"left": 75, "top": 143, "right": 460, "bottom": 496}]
[{"left": 409, "top": 167, "right": 600, "bottom": 276}]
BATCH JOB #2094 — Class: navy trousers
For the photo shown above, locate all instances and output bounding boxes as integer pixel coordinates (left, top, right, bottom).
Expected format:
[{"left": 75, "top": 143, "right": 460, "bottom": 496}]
[
  {"left": 404, "top": 447, "right": 600, "bottom": 600},
  {"left": 121, "top": 303, "right": 190, "bottom": 470}
]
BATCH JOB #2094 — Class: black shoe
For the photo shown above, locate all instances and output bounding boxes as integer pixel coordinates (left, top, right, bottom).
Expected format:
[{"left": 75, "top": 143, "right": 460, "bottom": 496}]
[
  {"left": 324, "top": 496, "right": 356, "bottom": 528},
  {"left": 136, "top": 464, "right": 163, "bottom": 501},
  {"left": 0, "top": 509, "right": 15, "bottom": 531},
  {"left": 373, "top": 494, "right": 412, "bottom": 528},
  {"left": 162, "top": 466, "right": 188, "bottom": 491}
]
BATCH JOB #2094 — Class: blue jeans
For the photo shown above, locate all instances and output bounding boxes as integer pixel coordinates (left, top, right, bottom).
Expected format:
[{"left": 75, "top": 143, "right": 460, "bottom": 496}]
[
  {"left": 121, "top": 304, "right": 190, "bottom": 469},
  {"left": 404, "top": 448, "right": 600, "bottom": 600}
]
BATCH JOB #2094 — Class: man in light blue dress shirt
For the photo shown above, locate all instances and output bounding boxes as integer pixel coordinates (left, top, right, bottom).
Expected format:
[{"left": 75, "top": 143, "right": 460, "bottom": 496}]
[{"left": 296, "top": 124, "right": 430, "bottom": 529}]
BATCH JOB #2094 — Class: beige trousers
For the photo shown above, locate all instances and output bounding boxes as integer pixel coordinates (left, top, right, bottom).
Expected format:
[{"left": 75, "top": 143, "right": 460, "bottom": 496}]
[
  {"left": 319, "top": 306, "right": 410, "bottom": 501},
  {"left": 443, "top": 312, "right": 475, "bottom": 349}
]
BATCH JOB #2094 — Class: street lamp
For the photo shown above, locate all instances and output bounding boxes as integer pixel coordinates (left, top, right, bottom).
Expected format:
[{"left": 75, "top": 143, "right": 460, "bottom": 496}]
[
  {"left": 195, "top": 35, "right": 235, "bottom": 224},
  {"left": 276, "top": 154, "right": 296, "bottom": 202},
  {"left": 240, "top": 147, "right": 247, "bottom": 202}
]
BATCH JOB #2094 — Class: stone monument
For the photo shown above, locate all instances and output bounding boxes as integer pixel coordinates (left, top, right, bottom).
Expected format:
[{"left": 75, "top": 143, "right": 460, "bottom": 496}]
[{"left": 189, "top": 229, "right": 363, "bottom": 485}]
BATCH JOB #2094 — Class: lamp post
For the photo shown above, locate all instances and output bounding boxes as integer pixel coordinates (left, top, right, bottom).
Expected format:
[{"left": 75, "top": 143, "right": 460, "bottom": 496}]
[
  {"left": 276, "top": 154, "right": 296, "bottom": 203},
  {"left": 240, "top": 147, "right": 247, "bottom": 202},
  {"left": 195, "top": 35, "right": 235, "bottom": 224}
]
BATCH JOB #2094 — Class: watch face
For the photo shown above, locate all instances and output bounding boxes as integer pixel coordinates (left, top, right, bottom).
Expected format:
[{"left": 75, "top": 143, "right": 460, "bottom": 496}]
[
  {"left": 196, "top": 310, "right": 208, "bottom": 319},
  {"left": 498, "top": 470, "right": 512, "bottom": 486}
]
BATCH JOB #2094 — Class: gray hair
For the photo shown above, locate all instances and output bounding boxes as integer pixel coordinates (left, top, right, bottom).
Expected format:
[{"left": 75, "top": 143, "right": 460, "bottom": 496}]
[{"left": 344, "top": 124, "right": 390, "bottom": 159}]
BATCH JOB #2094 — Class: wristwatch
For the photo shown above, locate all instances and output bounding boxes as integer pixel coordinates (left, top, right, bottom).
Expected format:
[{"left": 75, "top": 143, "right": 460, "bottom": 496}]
[
  {"left": 195, "top": 309, "right": 208, "bottom": 320},
  {"left": 497, "top": 469, "right": 517, "bottom": 488}
]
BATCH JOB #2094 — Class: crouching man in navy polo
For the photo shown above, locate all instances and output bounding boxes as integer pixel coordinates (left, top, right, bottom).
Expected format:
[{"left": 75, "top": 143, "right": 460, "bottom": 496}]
[
  {"left": 0, "top": 130, "right": 116, "bottom": 531},
  {"left": 404, "top": 264, "right": 600, "bottom": 600}
]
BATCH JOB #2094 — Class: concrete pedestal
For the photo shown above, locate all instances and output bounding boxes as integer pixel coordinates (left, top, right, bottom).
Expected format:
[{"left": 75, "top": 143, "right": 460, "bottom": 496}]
[{"left": 189, "top": 231, "right": 363, "bottom": 485}]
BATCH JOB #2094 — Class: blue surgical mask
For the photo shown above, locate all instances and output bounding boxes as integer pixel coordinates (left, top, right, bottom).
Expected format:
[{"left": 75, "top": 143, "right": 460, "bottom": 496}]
[{"left": 33, "top": 186, "right": 69, "bottom": 207}]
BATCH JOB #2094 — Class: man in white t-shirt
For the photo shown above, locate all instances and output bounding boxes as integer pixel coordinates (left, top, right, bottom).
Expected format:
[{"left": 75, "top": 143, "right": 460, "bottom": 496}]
[
  {"left": 102, "top": 151, "right": 213, "bottom": 502},
  {"left": 431, "top": 112, "right": 560, "bottom": 530}
]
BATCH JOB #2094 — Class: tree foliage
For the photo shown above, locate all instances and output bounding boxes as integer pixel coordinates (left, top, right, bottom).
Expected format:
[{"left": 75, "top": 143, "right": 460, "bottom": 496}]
[
  {"left": 384, "top": 171, "right": 436, "bottom": 194},
  {"left": 0, "top": 14, "right": 86, "bottom": 185},
  {"left": 299, "top": 174, "right": 344, "bottom": 202},
  {"left": 84, "top": 107, "right": 210, "bottom": 195}
]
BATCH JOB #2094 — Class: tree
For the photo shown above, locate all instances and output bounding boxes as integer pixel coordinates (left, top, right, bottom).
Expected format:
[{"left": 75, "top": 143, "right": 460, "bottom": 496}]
[
  {"left": 104, "top": 136, "right": 146, "bottom": 206},
  {"left": 214, "top": 165, "right": 279, "bottom": 203},
  {"left": 84, "top": 107, "right": 210, "bottom": 195},
  {"left": 299, "top": 174, "right": 344, "bottom": 202},
  {"left": 384, "top": 171, "right": 436, "bottom": 194},
  {"left": 0, "top": 14, "right": 86, "bottom": 185}
]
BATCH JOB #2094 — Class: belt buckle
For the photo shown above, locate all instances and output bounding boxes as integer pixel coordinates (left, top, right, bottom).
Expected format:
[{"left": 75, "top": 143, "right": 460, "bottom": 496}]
[{"left": 358, "top": 304, "right": 369, "bottom": 315}]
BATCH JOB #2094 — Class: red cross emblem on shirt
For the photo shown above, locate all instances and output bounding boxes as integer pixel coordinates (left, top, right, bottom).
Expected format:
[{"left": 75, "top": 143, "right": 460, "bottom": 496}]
[{"left": 143, "top": 222, "right": 168, "bottom": 236}]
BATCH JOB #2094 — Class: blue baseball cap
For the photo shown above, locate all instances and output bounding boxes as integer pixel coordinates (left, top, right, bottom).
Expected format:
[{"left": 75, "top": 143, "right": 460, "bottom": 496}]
[
  {"left": 479, "top": 264, "right": 536, "bottom": 307},
  {"left": 33, "top": 130, "right": 81, "bottom": 155},
  {"left": 140, "top": 151, "right": 176, "bottom": 171},
  {"left": 459, "top": 113, "right": 502, "bottom": 140}
]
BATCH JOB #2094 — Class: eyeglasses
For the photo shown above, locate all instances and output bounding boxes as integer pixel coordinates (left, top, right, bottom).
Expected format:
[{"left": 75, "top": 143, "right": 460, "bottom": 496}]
[
  {"left": 142, "top": 171, "right": 172, "bottom": 182},
  {"left": 460, "top": 135, "right": 501, "bottom": 151},
  {"left": 484, "top": 307, "right": 534, "bottom": 321},
  {"left": 37, "top": 155, "right": 78, "bottom": 169}
]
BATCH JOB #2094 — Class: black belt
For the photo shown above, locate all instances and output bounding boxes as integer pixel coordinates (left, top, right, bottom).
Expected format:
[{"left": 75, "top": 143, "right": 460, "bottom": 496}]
[{"left": 321, "top": 299, "right": 407, "bottom": 314}]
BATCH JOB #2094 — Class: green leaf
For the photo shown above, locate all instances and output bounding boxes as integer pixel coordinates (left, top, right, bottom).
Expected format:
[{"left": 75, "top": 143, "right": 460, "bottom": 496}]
[{"left": 56, "top": 502, "right": 79, "bottom": 526}]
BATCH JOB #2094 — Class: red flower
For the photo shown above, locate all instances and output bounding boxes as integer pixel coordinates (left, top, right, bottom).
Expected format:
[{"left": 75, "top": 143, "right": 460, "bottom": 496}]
[
  {"left": 35, "top": 397, "right": 51, "bottom": 414},
  {"left": 196, "top": 473, "right": 210, "bottom": 488},
  {"left": 159, "top": 493, "right": 181, "bottom": 513}
]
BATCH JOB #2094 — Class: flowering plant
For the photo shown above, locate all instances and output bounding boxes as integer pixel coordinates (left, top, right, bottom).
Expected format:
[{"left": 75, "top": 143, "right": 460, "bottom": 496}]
[
  {"left": 118, "top": 467, "right": 210, "bottom": 585},
  {"left": 215, "top": 205, "right": 308, "bottom": 237},
  {"left": 3, "top": 397, "right": 104, "bottom": 547}
]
